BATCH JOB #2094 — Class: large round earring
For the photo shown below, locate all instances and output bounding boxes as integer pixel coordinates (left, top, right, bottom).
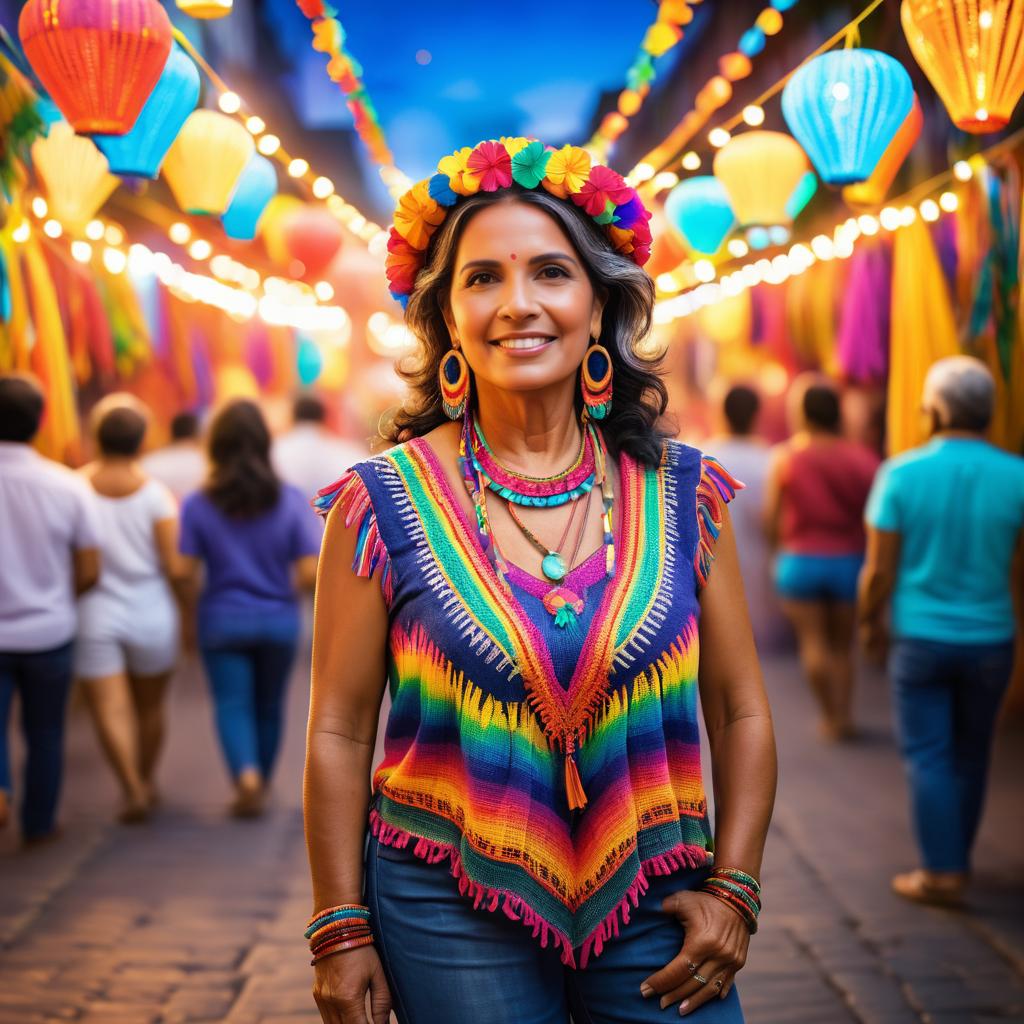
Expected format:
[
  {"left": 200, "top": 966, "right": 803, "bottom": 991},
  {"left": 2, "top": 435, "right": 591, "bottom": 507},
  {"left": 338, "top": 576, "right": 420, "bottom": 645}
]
[
  {"left": 439, "top": 347, "right": 470, "bottom": 420},
  {"left": 581, "top": 341, "right": 613, "bottom": 420}
]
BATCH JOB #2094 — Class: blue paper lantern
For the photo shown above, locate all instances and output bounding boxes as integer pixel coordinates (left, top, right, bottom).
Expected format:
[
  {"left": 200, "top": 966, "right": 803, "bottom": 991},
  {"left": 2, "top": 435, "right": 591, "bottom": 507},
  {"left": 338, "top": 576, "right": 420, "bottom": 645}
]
[
  {"left": 664, "top": 177, "right": 736, "bottom": 255},
  {"left": 92, "top": 44, "right": 199, "bottom": 179},
  {"left": 781, "top": 48, "right": 913, "bottom": 186},
  {"left": 771, "top": 0, "right": 799, "bottom": 9},
  {"left": 296, "top": 335, "right": 323, "bottom": 386},
  {"left": 221, "top": 155, "right": 277, "bottom": 241},
  {"left": 739, "top": 27, "right": 766, "bottom": 57}
]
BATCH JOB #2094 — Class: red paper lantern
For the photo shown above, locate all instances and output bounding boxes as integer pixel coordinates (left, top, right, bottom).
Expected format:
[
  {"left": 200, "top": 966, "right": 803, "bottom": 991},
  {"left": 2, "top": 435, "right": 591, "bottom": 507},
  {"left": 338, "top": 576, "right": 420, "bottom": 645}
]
[
  {"left": 283, "top": 207, "right": 344, "bottom": 278},
  {"left": 19, "top": 0, "right": 172, "bottom": 135}
]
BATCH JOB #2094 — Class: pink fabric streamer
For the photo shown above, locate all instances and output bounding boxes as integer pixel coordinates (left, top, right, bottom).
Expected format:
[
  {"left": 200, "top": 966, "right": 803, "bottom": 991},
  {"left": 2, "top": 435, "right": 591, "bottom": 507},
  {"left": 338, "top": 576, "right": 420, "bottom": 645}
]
[{"left": 837, "top": 240, "right": 892, "bottom": 384}]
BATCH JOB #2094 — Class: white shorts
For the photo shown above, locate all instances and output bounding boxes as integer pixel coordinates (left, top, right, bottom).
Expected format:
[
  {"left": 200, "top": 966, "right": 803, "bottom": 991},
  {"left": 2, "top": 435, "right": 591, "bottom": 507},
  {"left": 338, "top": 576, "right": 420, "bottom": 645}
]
[{"left": 75, "top": 593, "right": 180, "bottom": 679}]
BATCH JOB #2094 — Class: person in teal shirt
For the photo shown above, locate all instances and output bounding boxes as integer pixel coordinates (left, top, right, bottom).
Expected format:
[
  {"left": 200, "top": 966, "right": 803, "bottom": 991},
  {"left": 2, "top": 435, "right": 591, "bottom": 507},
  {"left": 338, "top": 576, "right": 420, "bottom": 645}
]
[{"left": 860, "top": 356, "right": 1024, "bottom": 906}]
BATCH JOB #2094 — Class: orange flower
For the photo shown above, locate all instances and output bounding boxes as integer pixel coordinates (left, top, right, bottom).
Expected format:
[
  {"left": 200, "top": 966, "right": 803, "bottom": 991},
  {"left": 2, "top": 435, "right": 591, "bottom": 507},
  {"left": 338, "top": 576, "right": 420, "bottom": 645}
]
[
  {"left": 437, "top": 147, "right": 482, "bottom": 196},
  {"left": 543, "top": 145, "right": 591, "bottom": 199},
  {"left": 392, "top": 180, "right": 445, "bottom": 250}
]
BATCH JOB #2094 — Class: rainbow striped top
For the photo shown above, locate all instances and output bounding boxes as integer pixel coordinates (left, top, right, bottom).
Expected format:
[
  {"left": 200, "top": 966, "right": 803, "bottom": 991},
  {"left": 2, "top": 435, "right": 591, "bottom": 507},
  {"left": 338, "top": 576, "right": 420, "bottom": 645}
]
[{"left": 315, "top": 437, "right": 740, "bottom": 969}]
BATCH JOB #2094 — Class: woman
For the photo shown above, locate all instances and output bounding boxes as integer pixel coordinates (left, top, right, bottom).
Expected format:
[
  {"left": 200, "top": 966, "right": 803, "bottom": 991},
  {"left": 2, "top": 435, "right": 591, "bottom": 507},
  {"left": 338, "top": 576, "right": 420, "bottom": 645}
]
[
  {"left": 178, "top": 399, "right": 320, "bottom": 817},
  {"left": 860, "top": 356, "right": 1024, "bottom": 904},
  {"left": 305, "top": 139, "right": 776, "bottom": 1024},
  {"left": 76, "top": 395, "right": 180, "bottom": 823},
  {"left": 764, "top": 381, "right": 879, "bottom": 740}
]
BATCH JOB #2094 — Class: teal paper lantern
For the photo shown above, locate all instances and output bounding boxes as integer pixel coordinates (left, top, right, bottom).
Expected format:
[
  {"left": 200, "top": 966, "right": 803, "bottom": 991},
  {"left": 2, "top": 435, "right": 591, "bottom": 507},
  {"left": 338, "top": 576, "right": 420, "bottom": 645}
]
[
  {"left": 785, "top": 170, "right": 818, "bottom": 219},
  {"left": 664, "top": 177, "right": 736, "bottom": 255},
  {"left": 781, "top": 48, "right": 913, "bottom": 186},
  {"left": 221, "top": 155, "right": 277, "bottom": 241},
  {"left": 296, "top": 335, "right": 323, "bottom": 386},
  {"left": 92, "top": 45, "right": 199, "bottom": 179}
]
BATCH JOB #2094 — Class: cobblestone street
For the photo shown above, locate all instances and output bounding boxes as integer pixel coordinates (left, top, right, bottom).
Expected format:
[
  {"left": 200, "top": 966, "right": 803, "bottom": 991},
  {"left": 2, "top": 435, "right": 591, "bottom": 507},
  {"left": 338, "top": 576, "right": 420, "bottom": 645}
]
[{"left": 1, "top": 650, "right": 1021, "bottom": 1024}]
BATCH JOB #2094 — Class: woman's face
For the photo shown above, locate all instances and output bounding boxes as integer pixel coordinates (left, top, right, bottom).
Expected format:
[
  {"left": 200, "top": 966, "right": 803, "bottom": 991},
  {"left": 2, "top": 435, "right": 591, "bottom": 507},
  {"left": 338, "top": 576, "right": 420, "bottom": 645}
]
[{"left": 444, "top": 200, "right": 605, "bottom": 399}]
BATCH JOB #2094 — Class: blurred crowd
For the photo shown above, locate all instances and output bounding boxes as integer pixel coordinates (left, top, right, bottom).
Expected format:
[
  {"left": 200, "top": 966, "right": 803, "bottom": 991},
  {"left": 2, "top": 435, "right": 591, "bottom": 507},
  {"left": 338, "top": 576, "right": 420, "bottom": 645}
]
[{"left": 1, "top": 355, "right": 1021, "bottom": 905}]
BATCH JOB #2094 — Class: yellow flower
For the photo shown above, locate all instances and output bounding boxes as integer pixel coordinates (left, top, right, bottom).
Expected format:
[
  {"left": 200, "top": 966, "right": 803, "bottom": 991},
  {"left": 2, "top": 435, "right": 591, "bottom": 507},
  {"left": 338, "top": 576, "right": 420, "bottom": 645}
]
[
  {"left": 393, "top": 180, "right": 446, "bottom": 250},
  {"left": 500, "top": 136, "right": 531, "bottom": 157},
  {"left": 437, "top": 147, "right": 482, "bottom": 196},
  {"left": 543, "top": 145, "right": 592, "bottom": 199}
]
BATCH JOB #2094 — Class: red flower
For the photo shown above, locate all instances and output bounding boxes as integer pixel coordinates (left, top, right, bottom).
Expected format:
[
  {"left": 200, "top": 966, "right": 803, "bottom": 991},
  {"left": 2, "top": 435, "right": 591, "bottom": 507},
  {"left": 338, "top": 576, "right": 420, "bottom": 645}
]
[
  {"left": 571, "top": 165, "right": 632, "bottom": 217},
  {"left": 467, "top": 140, "right": 513, "bottom": 192},
  {"left": 386, "top": 228, "right": 421, "bottom": 294}
]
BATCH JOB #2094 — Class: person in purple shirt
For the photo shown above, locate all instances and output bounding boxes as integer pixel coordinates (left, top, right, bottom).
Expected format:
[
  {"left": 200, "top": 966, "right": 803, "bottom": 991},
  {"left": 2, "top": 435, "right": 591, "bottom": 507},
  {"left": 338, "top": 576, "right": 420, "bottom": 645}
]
[{"left": 178, "top": 400, "right": 320, "bottom": 817}]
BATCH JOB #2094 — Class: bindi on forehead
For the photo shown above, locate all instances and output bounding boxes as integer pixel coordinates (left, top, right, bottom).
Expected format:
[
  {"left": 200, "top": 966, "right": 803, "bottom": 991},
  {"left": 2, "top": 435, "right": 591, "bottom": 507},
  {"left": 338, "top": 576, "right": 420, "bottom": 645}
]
[{"left": 509, "top": 253, "right": 517, "bottom": 260}]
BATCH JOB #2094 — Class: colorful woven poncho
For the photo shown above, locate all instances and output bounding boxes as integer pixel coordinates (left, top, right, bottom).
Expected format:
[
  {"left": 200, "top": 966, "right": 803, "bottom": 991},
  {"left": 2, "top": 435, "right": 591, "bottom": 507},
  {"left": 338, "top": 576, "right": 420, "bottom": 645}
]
[{"left": 315, "top": 437, "right": 739, "bottom": 969}]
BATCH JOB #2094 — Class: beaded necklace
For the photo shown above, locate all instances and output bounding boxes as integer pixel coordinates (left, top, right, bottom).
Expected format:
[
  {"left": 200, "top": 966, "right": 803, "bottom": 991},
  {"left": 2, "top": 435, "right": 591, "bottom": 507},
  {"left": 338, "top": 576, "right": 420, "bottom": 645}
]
[{"left": 458, "top": 413, "right": 616, "bottom": 631}]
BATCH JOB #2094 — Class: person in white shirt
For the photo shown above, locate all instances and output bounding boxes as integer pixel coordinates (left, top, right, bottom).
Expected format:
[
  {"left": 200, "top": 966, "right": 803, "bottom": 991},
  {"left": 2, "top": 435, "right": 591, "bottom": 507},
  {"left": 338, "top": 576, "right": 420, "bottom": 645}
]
[
  {"left": 77, "top": 395, "right": 181, "bottom": 824},
  {"left": 272, "top": 393, "right": 368, "bottom": 506},
  {"left": 141, "top": 411, "right": 206, "bottom": 504},
  {"left": 0, "top": 374, "right": 101, "bottom": 844}
]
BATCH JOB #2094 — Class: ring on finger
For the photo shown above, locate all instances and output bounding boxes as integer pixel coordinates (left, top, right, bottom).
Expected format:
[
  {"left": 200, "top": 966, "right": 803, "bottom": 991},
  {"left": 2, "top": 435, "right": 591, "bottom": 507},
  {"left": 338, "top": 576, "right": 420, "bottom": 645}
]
[
  {"left": 713, "top": 977, "right": 724, "bottom": 992},
  {"left": 693, "top": 972, "right": 709, "bottom": 985}
]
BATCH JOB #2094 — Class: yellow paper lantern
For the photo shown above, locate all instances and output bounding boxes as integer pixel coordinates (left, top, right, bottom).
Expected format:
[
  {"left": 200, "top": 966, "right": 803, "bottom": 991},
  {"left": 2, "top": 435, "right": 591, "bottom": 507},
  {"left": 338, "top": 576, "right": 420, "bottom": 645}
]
[
  {"left": 162, "top": 110, "right": 255, "bottom": 216},
  {"left": 843, "top": 95, "right": 923, "bottom": 206},
  {"left": 176, "top": 0, "right": 231, "bottom": 17},
  {"left": 30, "top": 122, "right": 119, "bottom": 231},
  {"left": 901, "top": 0, "right": 1024, "bottom": 132},
  {"left": 712, "top": 131, "right": 811, "bottom": 226},
  {"left": 643, "top": 21, "right": 683, "bottom": 57},
  {"left": 259, "top": 194, "right": 305, "bottom": 265},
  {"left": 618, "top": 89, "right": 643, "bottom": 117},
  {"left": 756, "top": 8, "right": 784, "bottom": 35}
]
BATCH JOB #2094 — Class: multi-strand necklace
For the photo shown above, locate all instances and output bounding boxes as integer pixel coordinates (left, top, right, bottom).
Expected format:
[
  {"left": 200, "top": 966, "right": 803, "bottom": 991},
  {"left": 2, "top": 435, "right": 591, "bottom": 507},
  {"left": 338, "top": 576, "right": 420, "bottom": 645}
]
[{"left": 459, "top": 412, "right": 615, "bottom": 632}]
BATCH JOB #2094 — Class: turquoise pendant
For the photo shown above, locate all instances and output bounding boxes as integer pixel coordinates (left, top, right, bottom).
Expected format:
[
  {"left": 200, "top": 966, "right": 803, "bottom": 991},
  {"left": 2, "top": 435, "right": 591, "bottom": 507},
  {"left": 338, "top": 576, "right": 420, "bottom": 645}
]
[{"left": 542, "top": 552, "right": 567, "bottom": 581}]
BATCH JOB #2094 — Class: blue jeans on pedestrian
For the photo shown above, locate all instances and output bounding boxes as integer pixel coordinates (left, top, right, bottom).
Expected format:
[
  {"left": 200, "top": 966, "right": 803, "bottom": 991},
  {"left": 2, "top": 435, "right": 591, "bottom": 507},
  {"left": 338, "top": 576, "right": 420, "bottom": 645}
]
[
  {"left": 198, "top": 608, "right": 299, "bottom": 782},
  {"left": 888, "top": 636, "right": 1014, "bottom": 873},
  {"left": 364, "top": 834, "right": 744, "bottom": 1023},
  {"left": 0, "top": 642, "right": 74, "bottom": 839}
]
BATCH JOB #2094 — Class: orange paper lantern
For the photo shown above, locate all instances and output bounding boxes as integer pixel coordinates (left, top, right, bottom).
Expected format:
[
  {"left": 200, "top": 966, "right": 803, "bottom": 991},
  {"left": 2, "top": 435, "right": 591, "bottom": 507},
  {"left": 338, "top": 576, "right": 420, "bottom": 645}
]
[
  {"left": 600, "top": 112, "right": 629, "bottom": 139},
  {"left": 19, "top": 0, "right": 172, "bottom": 135},
  {"left": 659, "top": 0, "right": 693, "bottom": 25},
  {"left": 618, "top": 90, "right": 643, "bottom": 117},
  {"left": 902, "top": 0, "right": 1024, "bottom": 132},
  {"left": 713, "top": 131, "right": 811, "bottom": 227},
  {"left": 162, "top": 110, "right": 255, "bottom": 216},
  {"left": 843, "top": 94, "right": 924, "bottom": 206},
  {"left": 282, "top": 207, "right": 344, "bottom": 279}
]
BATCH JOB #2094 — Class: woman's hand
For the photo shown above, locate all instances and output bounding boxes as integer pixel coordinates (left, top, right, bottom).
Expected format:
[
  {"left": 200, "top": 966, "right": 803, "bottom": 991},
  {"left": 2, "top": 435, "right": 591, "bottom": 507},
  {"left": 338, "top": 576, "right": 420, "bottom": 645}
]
[
  {"left": 312, "top": 945, "right": 392, "bottom": 1024},
  {"left": 640, "top": 890, "right": 750, "bottom": 1016}
]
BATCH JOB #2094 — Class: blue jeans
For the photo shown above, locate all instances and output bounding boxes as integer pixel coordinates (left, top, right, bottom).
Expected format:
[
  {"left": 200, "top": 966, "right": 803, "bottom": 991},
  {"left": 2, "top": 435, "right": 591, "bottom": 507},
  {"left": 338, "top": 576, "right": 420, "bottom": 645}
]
[
  {"left": 0, "top": 642, "right": 74, "bottom": 838},
  {"left": 365, "top": 835, "right": 744, "bottom": 1023},
  {"left": 889, "top": 637, "right": 1014, "bottom": 872},
  {"left": 199, "top": 609, "right": 298, "bottom": 781}
]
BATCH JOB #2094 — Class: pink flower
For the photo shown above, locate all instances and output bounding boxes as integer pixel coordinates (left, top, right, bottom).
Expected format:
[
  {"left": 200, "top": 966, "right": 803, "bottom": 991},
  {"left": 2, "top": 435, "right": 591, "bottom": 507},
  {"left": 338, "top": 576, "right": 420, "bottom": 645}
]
[
  {"left": 467, "top": 140, "right": 513, "bottom": 192},
  {"left": 571, "top": 165, "right": 633, "bottom": 217}
]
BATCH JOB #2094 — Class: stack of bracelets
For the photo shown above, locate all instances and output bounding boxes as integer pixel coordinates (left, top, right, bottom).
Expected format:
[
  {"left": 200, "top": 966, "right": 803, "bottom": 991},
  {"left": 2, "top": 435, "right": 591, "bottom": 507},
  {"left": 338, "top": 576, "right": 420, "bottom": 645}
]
[
  {"left": 700, "top": 867, "right": 761, "bottom": 934},
  {"left": 305, "top": 903, "right": 374, "bottom": 966}
]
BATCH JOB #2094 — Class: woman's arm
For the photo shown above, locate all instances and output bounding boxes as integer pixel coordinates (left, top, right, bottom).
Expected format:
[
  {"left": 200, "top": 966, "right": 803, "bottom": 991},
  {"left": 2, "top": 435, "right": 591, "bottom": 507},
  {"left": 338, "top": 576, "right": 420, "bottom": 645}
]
[
  {"left": 305, "top": 501, "right": 392, "bottom": 1024},
  {"left": 643, "top": 507, "right": 776, "bottom": 1016}
]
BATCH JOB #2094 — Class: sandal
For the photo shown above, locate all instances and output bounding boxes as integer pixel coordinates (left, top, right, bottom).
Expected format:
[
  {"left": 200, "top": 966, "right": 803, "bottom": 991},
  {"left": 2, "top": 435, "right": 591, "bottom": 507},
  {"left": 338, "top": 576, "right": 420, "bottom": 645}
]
[{"left": 891, "top": 870, "right": 965, "bottom": 906}]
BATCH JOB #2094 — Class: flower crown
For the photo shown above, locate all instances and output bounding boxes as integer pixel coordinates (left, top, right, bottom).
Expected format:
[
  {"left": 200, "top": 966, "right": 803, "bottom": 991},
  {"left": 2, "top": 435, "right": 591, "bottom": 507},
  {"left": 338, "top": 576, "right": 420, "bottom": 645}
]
[{"left": 385, "top": 138, "right": 653, "bottom": 307}]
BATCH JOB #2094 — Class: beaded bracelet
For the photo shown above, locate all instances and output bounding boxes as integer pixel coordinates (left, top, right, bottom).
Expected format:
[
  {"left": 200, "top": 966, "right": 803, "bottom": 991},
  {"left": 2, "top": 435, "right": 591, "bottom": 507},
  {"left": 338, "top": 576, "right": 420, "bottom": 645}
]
[
  {"left": 307, "top": 903, "right": 374, "bottom": 965},
  {"left": 701, "top": 868, "right": 761, "bottom": 934}
]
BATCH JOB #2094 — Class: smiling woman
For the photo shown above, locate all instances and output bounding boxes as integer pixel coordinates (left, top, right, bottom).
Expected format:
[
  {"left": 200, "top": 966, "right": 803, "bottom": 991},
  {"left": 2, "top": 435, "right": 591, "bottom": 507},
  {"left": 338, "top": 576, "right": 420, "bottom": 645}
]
[{"left": 304, "top": 138, "right": 777, "bottom": 1024}]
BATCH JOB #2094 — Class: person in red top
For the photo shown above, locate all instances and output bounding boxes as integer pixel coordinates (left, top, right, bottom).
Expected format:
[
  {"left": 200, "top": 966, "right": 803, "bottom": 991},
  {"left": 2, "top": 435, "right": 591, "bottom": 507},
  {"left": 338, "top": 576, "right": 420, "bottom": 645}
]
[{"left": 764, "top": 382, "right": 879, "bottom": 740}]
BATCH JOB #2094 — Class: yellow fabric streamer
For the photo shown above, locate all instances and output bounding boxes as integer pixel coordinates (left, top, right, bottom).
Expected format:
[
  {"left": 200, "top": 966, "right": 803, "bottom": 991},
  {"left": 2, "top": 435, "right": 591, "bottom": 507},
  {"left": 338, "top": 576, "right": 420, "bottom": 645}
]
[
  {"left": 785, "top": 259, "right": 839, "bottom": 374},
  {"left": 887, "top": 219, "right": 959, "bottom": 455},
  {"left": 22, "top": 237, "right": 79, "bottom": 462},
  {"left": 0, "top": 233, "right": 30, "bottom": 372}
]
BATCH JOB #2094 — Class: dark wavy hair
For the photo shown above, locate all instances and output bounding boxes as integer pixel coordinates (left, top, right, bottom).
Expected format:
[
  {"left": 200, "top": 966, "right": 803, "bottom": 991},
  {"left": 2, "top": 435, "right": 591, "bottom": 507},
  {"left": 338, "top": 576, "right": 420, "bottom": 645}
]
[
  {"left": 381, "top": 187, "right": 670, "bottom": 468},
  {"left": 204, "top": 399, "right": 280, "bottom": 518}
]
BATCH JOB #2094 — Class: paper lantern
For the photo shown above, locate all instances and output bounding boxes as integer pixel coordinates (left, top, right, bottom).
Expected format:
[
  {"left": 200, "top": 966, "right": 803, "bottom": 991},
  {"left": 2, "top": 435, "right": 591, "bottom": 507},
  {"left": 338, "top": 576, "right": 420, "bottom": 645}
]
[
  {"left": 645, "top": 209, "right": 689, "bottom": 278},
  {"left": 719, "top": 52, "right": 753, "bottom": 81},
  {"left": 664, "top": 177, "right": 736, "bottom": 254},
  {"left": 19, "top": 0, "right": 172, "bottom": 135},
  {"left": 31, "top": 122, "right": 119, "bottom": 231},
  {"left": 92, "top": 45, "right": 200, "bottom": 179},
  {"left": 176, "top": 0, "right": 232, "bottom": 18},
  {"left": 713, "top": 131, "right": 811, "bottom": 227},
  {"left": 282, "top": 207, "right": 344, "bottom": 278},
  {"left": 222, "top": 155, "right": 278, "bottom": 241},
  {"left": 259, "top": 195, "right": 305, "bottom": 264},
  {"left": 901, "top": 0, "right": 1024, "bottom": 133},
  {"left": 162, "top": 110, "right": 255, "bottom": 216},
  {"left": 786, "top": 170, "right": 818, "bottom": 218},
  {"left": 843, "top": 95, "right": 923, "bottom": 206},
  {"left": 781, "top": 49, "right": 913, "bottom": 186}
]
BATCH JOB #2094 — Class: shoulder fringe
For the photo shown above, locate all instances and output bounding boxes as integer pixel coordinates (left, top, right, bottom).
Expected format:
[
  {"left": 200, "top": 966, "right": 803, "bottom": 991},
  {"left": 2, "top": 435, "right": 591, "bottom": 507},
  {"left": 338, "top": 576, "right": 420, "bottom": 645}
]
[
  {"left": 370, "top": 808, "right": 710, "bottom": 970},
  {"left": 313, "top": 468, "right": 393, "bottom": 604},
  {"left": 695, "top": 455, "right": 744, "bottom": 588}
]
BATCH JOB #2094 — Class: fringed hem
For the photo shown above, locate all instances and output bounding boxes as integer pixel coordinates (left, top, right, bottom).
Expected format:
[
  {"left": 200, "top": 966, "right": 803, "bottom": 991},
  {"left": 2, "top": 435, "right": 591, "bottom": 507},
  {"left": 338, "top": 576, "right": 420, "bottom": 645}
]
[
  {"left": 695, "top": 455, "right": 744, "bottom": 589},
  {"left": 369, "top": 809, "right": 711, "bottom": 970},
  {"left": 313, "top": 468, "right": 393, "bottom": 605}
]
